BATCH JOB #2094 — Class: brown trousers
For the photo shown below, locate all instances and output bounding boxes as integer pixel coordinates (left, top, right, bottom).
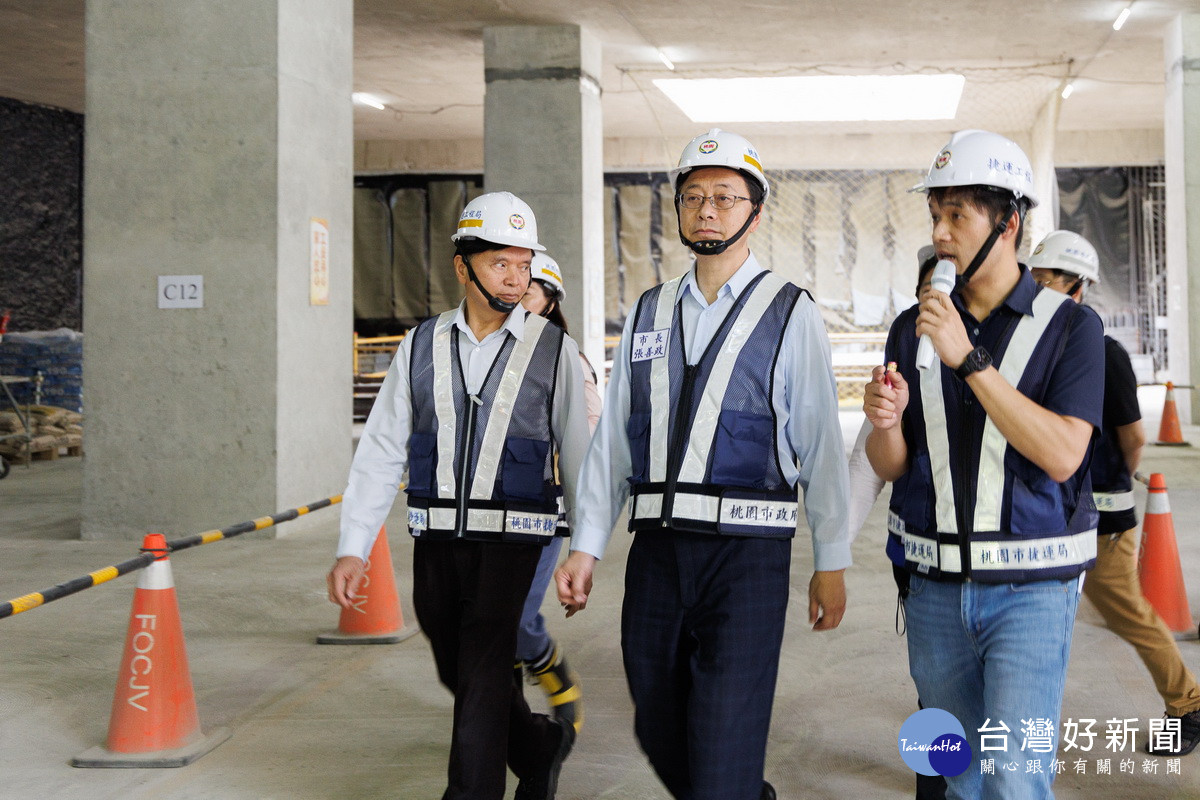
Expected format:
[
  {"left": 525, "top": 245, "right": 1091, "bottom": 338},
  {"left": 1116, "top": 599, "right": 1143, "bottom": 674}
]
[{"left": 1083, "top": 530, "right": 1200, "bottom": 716}]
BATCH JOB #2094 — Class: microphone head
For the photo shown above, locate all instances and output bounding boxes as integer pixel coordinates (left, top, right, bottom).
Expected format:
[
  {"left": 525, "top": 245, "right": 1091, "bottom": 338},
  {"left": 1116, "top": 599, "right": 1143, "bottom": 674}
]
[{"left": 931, "top": 259, "right": 957, "bottom": 293}]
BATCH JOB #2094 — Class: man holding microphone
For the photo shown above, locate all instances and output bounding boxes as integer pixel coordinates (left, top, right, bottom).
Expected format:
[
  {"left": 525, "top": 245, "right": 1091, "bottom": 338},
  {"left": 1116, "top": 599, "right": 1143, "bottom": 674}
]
[{"left": 863, "top": 130, "right": 1104, "bottom": 799}]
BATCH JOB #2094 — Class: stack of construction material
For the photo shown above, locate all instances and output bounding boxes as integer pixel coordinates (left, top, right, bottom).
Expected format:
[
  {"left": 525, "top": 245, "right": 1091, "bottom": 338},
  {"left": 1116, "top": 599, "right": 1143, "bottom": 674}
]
[
  {"left": 0, "top": 328, "right": 83, "bottom": 412},
  {"left": 0, "top": 406, "right": 83, "bottom": 463}
]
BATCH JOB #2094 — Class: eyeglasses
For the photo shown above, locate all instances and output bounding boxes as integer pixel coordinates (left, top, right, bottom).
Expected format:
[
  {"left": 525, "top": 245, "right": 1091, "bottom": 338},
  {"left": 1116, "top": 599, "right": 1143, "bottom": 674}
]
[{"left": 677, "top": 193, "right": 751, "bottom": 210}]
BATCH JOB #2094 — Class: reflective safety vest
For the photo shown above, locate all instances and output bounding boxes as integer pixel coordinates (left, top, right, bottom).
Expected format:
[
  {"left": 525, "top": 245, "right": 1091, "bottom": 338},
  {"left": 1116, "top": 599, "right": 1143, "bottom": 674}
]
[
  {"left": 1090, "top": 335, "right": 1137, "bottom": 532},
  {"left": 626, "top": 270, "right": 806, "bottom": 538},
  {"left": 404, "top": 310, "right": 565, "bottom": 544},
  {"left": 887, "top": 289, "right": 1098, "bottom": 582}
]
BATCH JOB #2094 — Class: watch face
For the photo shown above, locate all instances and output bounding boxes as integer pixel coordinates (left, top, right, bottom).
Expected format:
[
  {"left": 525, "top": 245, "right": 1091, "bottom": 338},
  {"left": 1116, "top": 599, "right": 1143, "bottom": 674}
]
[{"left": 958, "top": 347, "right": 989, "bottom": 378}]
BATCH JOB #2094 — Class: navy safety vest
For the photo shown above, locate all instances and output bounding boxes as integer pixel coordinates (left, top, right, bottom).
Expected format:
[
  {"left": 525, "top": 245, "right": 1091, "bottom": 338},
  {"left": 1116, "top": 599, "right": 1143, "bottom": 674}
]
[
  {"left": 626, "top": 269, "right": 807, "bottom": 539},
  {"left": 404, "top": 309, "right": 565, "bottom": 544},
  {"left": 886, "top": 289, "right": 1098, "bottom": 582},
  {"left": 1090, "top": 336, "right": 1137, "bottom": 533}
]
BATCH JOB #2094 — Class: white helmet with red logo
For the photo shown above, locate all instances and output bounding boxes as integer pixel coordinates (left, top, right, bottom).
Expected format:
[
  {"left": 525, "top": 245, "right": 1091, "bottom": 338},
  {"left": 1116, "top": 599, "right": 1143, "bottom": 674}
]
[
  {"left": 1027, "top": 230, "right": 1100, "bottom": 283},
  {"left": 530, "top": 251, "right": 565, "bottom": 301},
  {"left": 915, "top": 129, "right": 1038, "bottom": 208},
  {"left": 669, "top": 128, "right": 770, "bottom": 201},
  {"left": 451, "top": 191, "right": 546, "bottom": 251}
]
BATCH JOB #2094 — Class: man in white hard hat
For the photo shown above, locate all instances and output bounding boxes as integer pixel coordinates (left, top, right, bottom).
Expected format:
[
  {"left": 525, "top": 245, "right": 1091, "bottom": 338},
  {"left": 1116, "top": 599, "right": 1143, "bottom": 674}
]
[
  {"left": 864, "top": 131, "right": 1105, "bottom": 798},
  {"left": 1030, "top": 229, "right": 1200, "bottom": 758},
  {"left": 327, "top": 191, "right": 592, "bottom": 800},
  {"left": 557, "top": 129, "right": 851, "bottom": 800}
]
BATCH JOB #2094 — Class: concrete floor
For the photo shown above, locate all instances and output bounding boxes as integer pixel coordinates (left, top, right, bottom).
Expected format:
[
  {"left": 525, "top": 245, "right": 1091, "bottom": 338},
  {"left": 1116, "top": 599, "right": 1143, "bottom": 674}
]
[{"left": 4, "top": 397, "right": 1200, "bottom": 799}]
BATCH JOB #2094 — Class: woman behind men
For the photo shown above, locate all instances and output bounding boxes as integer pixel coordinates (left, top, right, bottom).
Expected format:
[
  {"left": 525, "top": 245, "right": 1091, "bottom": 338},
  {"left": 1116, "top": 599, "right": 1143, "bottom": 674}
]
[{"left": 514, "top": 251, "right": 602, "bottom": 734}]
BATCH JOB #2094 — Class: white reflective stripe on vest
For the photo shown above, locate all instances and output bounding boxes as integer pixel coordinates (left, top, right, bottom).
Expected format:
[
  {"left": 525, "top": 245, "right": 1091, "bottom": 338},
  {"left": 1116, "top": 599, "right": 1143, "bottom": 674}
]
[
  {"left": 633, "top": 490, "right": 798, "bottom": 528},
  {"left": 432, "top": 311, "right": 459, "bottom": 496},
  {"left": 889, "top": 511, "right": 963, "bottom": 573},
  {"left": 677, "top": 273, "right": 787, "bottom": 483},
  {"left": 648, "top": 277, "right": 683, "bottom": 484},
  {"left": 466, "top": 508, "right": 503, "bottom": 533},
  {"left": 408, "top": 506, "right": 457, "bottom": 532},
  {"left": 974, "top": 290, "right": 1071, "bottom": 531},
  {"left": 470, "top": 314, "right": 550, "bottom": 500},
  {"left": 970, "top": 529, "right": 1097, "bottom": 571},
  {"left": 1093, "top": 491, "right": 1135, "bottom": 512},
  {"left": 633, "top": 491, "right": 714, "bottom": 523},
  {"left": 503, "top": 510, "right": 559, "bottom": 536},
  {"left": 920, "top": 349, "right": 957, "bottom": 534},
  {"left": 465, "top": 507, "right": 558, "bottom": 536},
  {"left": 717, "top": 496, "right": 797, "bottom": 528},
  {"left": 410, "top": 506, "right": 558, "bottom": 537},
  {"left": 888, "top": 512, "right": 1094, "bottom": 573}
]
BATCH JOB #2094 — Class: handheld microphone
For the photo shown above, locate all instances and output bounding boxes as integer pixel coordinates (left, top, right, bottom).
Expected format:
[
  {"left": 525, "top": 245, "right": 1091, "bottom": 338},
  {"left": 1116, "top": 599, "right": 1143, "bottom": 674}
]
[{"left": 916, "top": 259, "right": 957, "bottom": 371}]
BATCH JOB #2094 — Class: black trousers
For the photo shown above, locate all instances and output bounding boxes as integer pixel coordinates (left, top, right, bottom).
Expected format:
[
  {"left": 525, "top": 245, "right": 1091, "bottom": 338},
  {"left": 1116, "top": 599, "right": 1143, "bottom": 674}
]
[
  {"left": 621, "top": 530, "right": 791, "bottom": 800},
  {"left": 412, "top": 538, "right": 559, "bottom": 800}
]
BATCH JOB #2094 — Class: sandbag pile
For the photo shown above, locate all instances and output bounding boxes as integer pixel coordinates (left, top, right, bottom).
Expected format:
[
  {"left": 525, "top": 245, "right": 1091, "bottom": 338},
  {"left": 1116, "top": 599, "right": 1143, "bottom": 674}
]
[{"left": 0, "top": 405, "right": 83, "bottom": 461}]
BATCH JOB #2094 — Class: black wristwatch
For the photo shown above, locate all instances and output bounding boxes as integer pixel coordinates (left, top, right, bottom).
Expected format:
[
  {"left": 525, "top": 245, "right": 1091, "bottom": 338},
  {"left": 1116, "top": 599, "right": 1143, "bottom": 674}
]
[{"left": 954, "top": 346, "right": 992, "bottom": 380}]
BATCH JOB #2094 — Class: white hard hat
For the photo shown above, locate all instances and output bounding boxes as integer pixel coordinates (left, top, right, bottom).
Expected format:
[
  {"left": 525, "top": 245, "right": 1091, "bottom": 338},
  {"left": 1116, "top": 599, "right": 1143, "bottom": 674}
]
[
  {"left": 530, "top": 251, "right": 565, "bottom": 301},
  {"left": 1027, "top": 230, "right": 1100, "bottom": 283},
  {"left": 451, "top": 191, "right": 546, "bottom": 251},
  {"left": 669, "top": 128, "right": 770, "bottom": 201},
  {"left": 914, "top": 129, "right": 1038, "bottom": 208}
]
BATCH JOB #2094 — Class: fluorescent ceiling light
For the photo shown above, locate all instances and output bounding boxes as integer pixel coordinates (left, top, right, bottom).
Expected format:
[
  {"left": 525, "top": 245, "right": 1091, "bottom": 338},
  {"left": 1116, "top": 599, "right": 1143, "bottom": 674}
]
[
  {"left": 352, "top": 92, "right": 386, "bottom": 110},
  {"left": 1061, "top": 82, "right": 1075, "bottom": 100},
  {"left": 657, "top": 50, "right": 675, "bottom": 71},
  {"left": 1113, "top": 6, "right": 1131, "bottom": 30},
  {"left": 653, "top": 74, "right": 965, "bottom": 122}
]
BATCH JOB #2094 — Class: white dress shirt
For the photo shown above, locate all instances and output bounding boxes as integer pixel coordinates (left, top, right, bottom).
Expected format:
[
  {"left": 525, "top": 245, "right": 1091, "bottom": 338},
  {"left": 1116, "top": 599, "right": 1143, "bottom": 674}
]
[{"left": 571, "top": 252, "right": 852, "bottom": 571}]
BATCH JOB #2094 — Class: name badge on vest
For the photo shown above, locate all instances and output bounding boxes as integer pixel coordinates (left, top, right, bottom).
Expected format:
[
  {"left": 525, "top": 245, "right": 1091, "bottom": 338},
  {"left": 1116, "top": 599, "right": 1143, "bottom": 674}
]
[
  {"left": 631, "top": 329, "right": 670, "bottom": 362},
  {"left": 408, "top": 508, "right": 428, "bottom": 532}
]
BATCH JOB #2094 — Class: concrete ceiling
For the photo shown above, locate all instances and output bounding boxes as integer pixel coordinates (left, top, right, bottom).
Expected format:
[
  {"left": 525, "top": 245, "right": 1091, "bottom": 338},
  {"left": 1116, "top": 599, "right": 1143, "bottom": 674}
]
[{"left": 0, "top": 1, "right": 1191, "bottom": 145}]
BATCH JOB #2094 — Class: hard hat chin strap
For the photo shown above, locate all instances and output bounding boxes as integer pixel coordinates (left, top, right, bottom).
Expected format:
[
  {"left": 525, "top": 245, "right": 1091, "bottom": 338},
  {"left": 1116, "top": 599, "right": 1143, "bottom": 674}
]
[
  {"left": 464, "top": 257, "right": 522, "bottom": 314},
  {"left": 677, "top": 202, "right": 762, "bottom": 257},
  {"left": 956, "top": 198, "right": 1018, "bottom": 291}
]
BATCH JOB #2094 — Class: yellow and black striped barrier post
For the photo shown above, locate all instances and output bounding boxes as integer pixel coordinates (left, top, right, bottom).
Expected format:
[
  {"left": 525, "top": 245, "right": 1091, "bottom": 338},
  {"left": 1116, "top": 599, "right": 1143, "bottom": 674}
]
[
  {"left": 168, "top": 494, "right": 342, "bottom": 553},
  {"left": 0, "top": 494, "right": 342, "bottom": 619}
]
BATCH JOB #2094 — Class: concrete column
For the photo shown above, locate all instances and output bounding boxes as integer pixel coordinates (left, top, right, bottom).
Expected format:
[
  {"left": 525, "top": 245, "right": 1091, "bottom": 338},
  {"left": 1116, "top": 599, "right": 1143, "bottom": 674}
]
[
  {"left": 82, "top": 0, "right": 353, "bottom": 539},
  {"left": 1027, "top": 93, "right": 1062, "bottom": 254},
  {"left": 483, "top": 25, "right": 605, "bottom": 371},
  {"left": 1165, "top": 13, "right": 1200, "bottom": 422}
]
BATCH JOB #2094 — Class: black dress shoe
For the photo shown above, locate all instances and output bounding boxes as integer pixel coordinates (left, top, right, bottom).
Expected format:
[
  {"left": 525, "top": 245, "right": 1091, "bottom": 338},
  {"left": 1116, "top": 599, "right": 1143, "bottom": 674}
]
[
  {"left": 514, "top": 718, "right": 576, "bottom": 800},
  {"left": 761, "top": 780, "right": 777, "bottom": 800}
]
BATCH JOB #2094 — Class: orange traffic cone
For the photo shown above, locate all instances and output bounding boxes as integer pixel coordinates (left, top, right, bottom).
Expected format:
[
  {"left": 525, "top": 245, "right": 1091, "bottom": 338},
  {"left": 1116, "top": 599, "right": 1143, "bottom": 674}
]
[
  {"left": 1138, "top": 474, "right": 1195, "bottom": 636},
  {"left": 1156, "top": 382, "right": 1191, "bottom": 446},
  {"left": 317, "top": 526, "right": 418, "bottom": 644},
  {"left": 72, "top": 534, "right": 230, "bottom": 767}
]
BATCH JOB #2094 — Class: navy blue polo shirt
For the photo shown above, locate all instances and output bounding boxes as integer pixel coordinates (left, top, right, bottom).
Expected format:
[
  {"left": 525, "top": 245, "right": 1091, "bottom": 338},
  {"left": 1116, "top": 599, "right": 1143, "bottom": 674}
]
[{"left": 885, "top": 266, "right": 1105, "bottom": 532}]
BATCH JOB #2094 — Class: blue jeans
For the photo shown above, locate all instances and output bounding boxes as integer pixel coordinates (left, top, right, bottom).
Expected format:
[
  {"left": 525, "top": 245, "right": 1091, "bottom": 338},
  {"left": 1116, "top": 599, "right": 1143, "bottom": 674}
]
[
  {"left": 905, "top": 575, "right": 1081, "bottom": 800},
  {"left": 515, "top": 537, "right": 563, "bottom": 663}
]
